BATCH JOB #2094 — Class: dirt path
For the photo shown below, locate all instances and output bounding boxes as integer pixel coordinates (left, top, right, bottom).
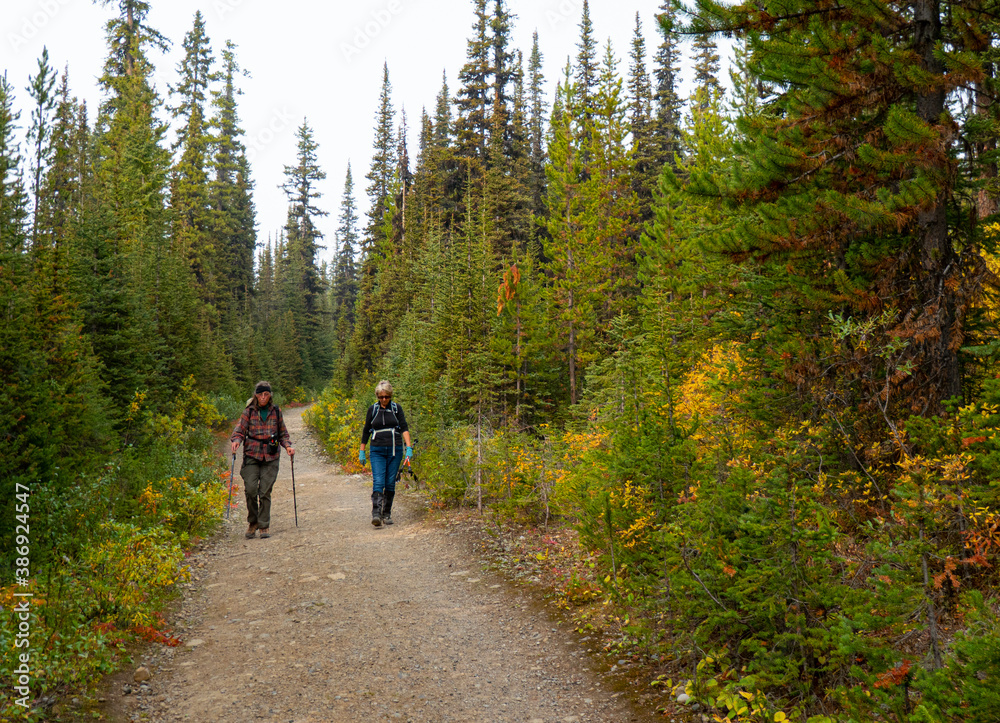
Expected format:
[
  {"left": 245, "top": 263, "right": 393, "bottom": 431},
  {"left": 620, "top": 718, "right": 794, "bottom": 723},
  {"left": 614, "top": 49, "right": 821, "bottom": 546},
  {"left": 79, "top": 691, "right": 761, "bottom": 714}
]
[{"left": 106, "top": 407, "right": 658, "bottom": 723}]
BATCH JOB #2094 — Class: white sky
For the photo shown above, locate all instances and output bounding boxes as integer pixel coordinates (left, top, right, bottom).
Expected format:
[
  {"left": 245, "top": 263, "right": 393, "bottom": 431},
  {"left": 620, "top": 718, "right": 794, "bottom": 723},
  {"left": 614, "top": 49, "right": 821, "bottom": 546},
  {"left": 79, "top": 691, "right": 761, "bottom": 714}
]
[{"left": 4, "top": 0, "right": 706, "bottom": 265}]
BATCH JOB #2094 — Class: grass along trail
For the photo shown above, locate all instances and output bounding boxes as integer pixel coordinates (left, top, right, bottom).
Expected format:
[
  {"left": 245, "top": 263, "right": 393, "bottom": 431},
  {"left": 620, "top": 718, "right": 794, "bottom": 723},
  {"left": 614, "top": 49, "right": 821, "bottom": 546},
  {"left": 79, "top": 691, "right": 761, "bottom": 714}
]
[{"left": 101, "top": 405, "right": 658, "bottom": 723}]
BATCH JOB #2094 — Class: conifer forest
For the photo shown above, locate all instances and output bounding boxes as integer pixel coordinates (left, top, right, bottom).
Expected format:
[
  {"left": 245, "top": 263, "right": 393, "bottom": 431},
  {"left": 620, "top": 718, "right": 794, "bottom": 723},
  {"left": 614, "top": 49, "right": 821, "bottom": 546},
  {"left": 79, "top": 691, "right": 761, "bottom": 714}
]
[{"left": 4, "top": 0, "right": 1000, "bottom": 720}]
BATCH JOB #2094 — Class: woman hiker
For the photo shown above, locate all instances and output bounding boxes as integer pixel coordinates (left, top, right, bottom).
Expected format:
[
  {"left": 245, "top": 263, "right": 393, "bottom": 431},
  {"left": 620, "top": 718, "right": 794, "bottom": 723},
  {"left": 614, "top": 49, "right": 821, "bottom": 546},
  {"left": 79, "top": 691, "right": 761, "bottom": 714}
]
[
  {"left": 230, "top": 381, "right": 294, "bottom": 539},
  {"left": 359, "top": 380, "right": 412, "bottom": 527}
]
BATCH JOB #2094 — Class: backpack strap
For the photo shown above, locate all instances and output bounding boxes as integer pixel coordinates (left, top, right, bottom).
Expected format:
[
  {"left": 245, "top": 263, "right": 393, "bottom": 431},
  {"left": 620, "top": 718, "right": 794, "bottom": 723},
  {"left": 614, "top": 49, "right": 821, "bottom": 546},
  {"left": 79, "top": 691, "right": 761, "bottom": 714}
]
[{"left": 248, "top": 405, "right": 282, "bottom": 443}]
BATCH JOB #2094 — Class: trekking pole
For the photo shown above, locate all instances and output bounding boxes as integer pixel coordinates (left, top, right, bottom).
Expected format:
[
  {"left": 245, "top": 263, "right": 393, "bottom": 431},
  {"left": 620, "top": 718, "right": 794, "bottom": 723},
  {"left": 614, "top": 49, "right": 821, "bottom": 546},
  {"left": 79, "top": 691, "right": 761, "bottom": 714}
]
[
  {"left": 290, "top": 453, "right": 298, "bottom": 527},
  {"left": 226, "top": 453, "right": 236, "bottom": 520}
]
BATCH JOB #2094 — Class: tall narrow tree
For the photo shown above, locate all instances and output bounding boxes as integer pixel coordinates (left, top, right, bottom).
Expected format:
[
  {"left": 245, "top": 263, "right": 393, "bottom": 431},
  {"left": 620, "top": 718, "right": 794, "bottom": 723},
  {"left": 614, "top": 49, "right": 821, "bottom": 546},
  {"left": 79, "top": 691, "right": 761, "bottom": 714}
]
[
  {"left": 282, "top": 119, "right": 329, "bottom": 387},
  {"left": 209, "top": 39, "right": 257, "bottom": 319},
  {"left": 365, "top": 63, "right": 397, "bottom": 252},
  {"left": 527, "top": 31, "right": 547, "bottom": 219},
  {"left": 455, "top": 0, "right": 492, "bottom": 164},
  {"left": 26, "top": 46, "right": 57, "bottom": 250},
  {"left": 652, "top": 2, "right": 684, "bottom": 167},
  {"left": 627, "top": 13, "right": 656, "bottom": 223},
  {"left": 169, "top": 11, "right": 217, "bottom": 297}
]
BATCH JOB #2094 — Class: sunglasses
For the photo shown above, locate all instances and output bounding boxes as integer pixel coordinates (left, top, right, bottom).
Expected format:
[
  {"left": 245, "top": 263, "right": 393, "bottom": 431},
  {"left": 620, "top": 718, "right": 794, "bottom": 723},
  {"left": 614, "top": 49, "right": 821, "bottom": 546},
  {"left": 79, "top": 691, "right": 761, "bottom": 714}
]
[{"left": 377, "top": 395, "right": 392, "bottom": 400}]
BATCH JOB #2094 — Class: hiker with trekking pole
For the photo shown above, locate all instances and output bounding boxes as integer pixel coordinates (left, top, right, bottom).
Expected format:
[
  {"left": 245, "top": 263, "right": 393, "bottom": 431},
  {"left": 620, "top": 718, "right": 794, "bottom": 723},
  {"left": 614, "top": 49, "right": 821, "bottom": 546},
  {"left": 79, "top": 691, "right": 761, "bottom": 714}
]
[
  {"left": 230, "top": 381, "right": 295, "bottom": 539},
  {"left": 359, "top": 380, "right": 411, "bottom": 527}
]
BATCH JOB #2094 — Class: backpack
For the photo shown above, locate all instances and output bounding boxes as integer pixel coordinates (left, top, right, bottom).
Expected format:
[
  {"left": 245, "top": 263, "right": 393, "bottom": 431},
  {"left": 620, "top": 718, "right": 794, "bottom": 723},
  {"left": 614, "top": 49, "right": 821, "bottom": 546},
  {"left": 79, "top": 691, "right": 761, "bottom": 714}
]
[{"left": 369, "top": 401, "right": 402, "bottom": 450}]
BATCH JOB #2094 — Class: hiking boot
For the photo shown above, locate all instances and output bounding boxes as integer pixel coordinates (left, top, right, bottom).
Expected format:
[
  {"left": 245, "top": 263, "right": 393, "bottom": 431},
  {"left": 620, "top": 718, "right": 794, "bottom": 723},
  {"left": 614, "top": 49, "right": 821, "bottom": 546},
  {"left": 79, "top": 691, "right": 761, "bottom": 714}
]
[
  {"left": 245, "top": 524, "right": 257, "bottom": 539},
  {"left": 382, "top": 490, "right": 395, "bottom": 525},
  {"left": 258, "top": 528, "right": 270, "bottom": 539},
  {"left": 371, "top": 491, "right": 383, "bottom": 527}
]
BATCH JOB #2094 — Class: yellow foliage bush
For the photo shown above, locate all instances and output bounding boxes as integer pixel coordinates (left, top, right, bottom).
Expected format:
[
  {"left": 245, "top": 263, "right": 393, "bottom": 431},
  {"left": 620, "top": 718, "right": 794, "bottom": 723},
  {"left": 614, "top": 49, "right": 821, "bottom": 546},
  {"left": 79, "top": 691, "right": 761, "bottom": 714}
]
[
  {"left": 83, "top": 522, "right": 188, "bottom": 629},
  {"left": 676, "top": 341, "right": 755, "bottom": 460},
  {"left": 305, "top": 389, "right": 365, "bottom": 473}
]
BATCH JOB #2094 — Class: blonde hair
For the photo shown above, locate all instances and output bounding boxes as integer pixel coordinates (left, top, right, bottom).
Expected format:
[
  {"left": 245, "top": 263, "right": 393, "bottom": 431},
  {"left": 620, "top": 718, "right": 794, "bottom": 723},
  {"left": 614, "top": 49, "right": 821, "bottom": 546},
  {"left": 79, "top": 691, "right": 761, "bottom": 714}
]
[{"left": 375, "top": 380, "right": 393, "bottom": 398}]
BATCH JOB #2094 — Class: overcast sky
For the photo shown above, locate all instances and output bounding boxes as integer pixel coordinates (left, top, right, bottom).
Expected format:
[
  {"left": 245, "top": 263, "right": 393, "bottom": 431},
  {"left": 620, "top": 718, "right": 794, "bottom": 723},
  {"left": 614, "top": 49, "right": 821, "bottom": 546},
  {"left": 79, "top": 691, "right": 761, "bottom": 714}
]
[{"left": 5, "top": 0, "right": 707, "bottom": 265}]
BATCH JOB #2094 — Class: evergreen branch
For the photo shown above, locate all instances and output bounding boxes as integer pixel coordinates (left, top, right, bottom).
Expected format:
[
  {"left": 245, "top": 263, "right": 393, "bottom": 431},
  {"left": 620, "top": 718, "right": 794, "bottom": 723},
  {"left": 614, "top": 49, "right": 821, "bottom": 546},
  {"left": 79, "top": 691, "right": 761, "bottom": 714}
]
[{"left": 680, "top": 546, "right": 729, "bottom": 611}]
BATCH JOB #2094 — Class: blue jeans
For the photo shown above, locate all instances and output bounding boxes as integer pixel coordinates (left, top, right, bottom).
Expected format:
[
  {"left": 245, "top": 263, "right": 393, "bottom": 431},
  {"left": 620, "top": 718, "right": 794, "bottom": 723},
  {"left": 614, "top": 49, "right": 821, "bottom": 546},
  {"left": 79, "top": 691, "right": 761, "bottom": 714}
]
[{"left": 370, "top": 445, "right": 403, "bottom": 494}]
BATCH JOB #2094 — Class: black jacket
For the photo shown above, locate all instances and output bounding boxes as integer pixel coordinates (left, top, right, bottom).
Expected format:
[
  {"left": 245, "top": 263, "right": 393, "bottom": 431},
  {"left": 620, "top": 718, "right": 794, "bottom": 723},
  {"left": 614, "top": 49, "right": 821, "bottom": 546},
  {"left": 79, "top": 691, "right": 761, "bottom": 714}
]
[{"left": 361, "top": 402, "right": 409, "bottom": 447}]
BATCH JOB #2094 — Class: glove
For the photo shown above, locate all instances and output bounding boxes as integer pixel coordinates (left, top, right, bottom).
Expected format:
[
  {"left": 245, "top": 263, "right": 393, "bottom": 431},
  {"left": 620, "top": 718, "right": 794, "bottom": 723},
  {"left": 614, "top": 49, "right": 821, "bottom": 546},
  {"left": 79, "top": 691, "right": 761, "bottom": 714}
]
[
  {"left": 359, "top": 449, "right": 366, "bottom": 466},
  {"left": 405, "top": 446, "right": 413, "bottom": 459}
]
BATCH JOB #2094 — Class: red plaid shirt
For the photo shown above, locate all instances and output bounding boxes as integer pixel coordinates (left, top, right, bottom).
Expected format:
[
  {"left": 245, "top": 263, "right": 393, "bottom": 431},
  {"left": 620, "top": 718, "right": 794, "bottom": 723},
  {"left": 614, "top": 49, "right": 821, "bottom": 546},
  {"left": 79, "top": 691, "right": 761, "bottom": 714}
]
[{"left": 231, "top": 403, "right": 291, "bottom": 461}]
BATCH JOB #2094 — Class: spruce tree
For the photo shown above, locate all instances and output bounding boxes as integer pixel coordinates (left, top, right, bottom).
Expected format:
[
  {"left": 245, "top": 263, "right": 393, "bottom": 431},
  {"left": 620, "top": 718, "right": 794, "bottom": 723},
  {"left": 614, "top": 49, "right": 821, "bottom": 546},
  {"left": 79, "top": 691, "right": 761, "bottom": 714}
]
[
  {"left": 627, "top": 13, "right": 657, "bottom": 224},
  {"left": 652, "top": 2, "right": 684, "bottom": 167},
  {"left": 434, "top": 71, "right": 452, "bottom": 146},
  {"left": 590, "top": 41, "right": 640, "bottom": 312},
  {"left": 169, "top": 11, "right": 217, "bottom": 298},
  {"left": 487, "top": 0, "right": 515, "bottom": 162},
  {"left": 281, "top": 119, "right": 329, "bottom": 387},
  {"left": 574, "top": 0, "right": 599, "bottom": 117},
  {"left": 91, "top": 0, "right": 184, "bottom": 403},
  {"left": 26, "top": 46, "right": 57, "bottom": 250},
  {"left": 209, "top": 40, "right": 257, "bottom": 323},
  {"left": 455, "top": 0, "right": 491, "bottom": 164},
  {"left": 364, "top": 63, "right": 397, "bottom": 252},
  {"left": 34, "top": 69, "right": 80, "bottom": 297},
  {"left": 527, "top": 31, "right": 547, "bottom": 219},
  {"left": 1, "top": 73, "right": 109, "bottom": 571},
  {"left": 0, "top": 74, "right": 28, "bottom": 253},
  {"left": 691, "top": 32, "right": 722, "bottom": 107},
  {"left": 331, "top": 163, "right": 360, "bottom": 368}
]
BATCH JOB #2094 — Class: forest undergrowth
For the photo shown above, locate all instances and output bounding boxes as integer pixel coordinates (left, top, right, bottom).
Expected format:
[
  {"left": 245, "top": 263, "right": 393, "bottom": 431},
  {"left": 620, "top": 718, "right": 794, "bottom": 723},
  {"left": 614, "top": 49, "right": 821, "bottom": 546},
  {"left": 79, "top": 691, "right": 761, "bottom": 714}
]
[
  {"left": 0, "top": 380, "right": 235, "bottom": 722},
  {"left": 307, "top": 374, "right": 1000, "bottom": 723}
]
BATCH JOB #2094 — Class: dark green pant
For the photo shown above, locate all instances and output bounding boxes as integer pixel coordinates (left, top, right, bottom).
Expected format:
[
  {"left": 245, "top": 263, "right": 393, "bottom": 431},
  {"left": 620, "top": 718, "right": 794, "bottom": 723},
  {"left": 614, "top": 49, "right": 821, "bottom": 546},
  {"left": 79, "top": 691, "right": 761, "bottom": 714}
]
[{"left": 241, "top": 457, "right": 279, "bottom": 529}]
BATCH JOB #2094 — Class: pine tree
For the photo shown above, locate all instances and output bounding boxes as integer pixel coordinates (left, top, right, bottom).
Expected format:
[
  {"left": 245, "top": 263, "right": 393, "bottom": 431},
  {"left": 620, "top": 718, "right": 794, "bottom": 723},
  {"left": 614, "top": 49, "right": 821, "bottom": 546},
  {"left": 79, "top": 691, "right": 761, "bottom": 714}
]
[
  {"left": 687, "top": 0, "right": 989, "bottom": 417},
  {"left": 1, "top": 73, "right": 109, "bottom": 568},
  {"left": 330, "top": 164, "right": 360, "bottom": 382},
  {"left": 590, "top": 41, "right": 640, "bottom": 313},
  {"left": 543, "top": 65, "right": 600, "bottom": 406}
]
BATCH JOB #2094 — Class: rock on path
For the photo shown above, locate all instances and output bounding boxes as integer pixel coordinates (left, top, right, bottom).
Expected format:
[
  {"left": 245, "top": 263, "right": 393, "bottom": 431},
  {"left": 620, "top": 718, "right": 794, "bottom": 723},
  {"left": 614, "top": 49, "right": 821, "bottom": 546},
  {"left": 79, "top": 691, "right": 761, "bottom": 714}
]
[{"left": 105, "top": 406, "right": 656, "bottom": 723}]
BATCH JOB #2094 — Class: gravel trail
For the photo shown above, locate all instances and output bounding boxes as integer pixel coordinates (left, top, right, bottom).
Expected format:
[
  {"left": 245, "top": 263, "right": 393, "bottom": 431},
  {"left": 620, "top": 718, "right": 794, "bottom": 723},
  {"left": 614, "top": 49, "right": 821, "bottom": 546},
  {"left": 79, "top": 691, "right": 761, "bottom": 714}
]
[{"left": 106, "top": 406, "right": 658, "bottom": 723}]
